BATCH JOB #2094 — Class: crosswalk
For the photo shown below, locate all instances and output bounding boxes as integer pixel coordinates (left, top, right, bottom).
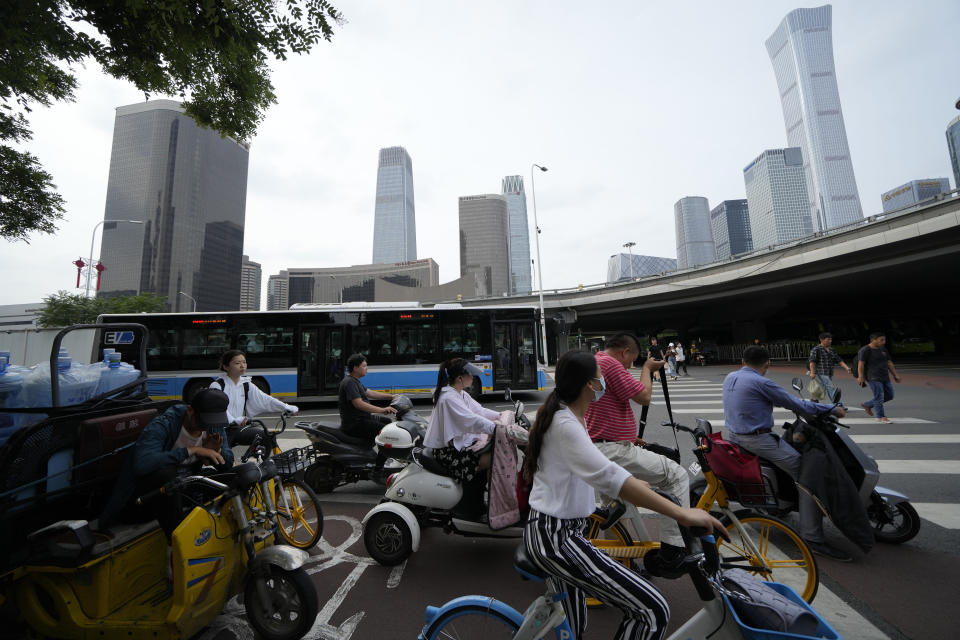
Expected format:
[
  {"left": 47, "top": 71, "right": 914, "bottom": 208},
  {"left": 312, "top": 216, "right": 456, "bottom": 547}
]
[{"left": 640, "top": 373, "right": 959, "bottom": 531}]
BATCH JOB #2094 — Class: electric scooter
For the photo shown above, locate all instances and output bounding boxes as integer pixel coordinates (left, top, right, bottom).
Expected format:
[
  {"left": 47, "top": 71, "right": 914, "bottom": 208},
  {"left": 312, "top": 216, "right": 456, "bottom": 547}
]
[
  {"left": 298, "top": 395, "right": 428, "bottom": 493},
  {"left": 756, "top": 379, "right": 920, "bottom": 544},
  {"left": 362, "top": 400, "right": 530, "bottom": 566}
]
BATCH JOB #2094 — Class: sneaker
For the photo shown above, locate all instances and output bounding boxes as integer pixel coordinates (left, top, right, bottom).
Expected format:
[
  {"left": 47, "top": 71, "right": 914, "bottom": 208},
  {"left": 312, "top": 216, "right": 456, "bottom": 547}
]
[
  {"left": 805, "top": 540, "right": 852, "bottom": 562},
  {"left": 643, "top": 544, "right": 688, "bottom": 579},
  {"left": 878, "top": 417, "right": 892, "bottom": 423},
  {"left": 861, "top": 403, "right": 874, "bottom": 417}
]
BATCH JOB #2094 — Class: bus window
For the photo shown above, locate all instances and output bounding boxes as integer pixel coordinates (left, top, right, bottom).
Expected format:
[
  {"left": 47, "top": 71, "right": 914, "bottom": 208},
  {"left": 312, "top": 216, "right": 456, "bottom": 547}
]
[
  {"left": 148, "top": 327, "right": 179, "bottom": 370},
  {"left": 352, "top": 327, "right": 373, "bottom": 357},
  {"left": 442, "top": 323, "right": 480, "bottom": 355},
  {"left": 396, "top": 324, "right": 439, "bottom": 364},
  {"left": 372, "top": 325, "right": 393, "bottom": 357},
  {"left": 238, "top": 323, "right": 295, "bottom": 368},
  {"left": 184, "top": 327, "right": 229, "bottom": 358}
]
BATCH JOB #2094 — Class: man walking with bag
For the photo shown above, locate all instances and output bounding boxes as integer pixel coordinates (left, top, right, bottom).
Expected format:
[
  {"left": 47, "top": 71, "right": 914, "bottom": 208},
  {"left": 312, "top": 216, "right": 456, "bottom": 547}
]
[{"left": 808, "top": 333, "right": 851, "bottom": 403}]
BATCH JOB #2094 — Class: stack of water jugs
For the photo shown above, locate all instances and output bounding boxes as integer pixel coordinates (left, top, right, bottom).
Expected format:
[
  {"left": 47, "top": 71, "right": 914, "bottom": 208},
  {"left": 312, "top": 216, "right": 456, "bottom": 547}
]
[{"left": 0, "top": 348, "right": 140, "bottom": 447}]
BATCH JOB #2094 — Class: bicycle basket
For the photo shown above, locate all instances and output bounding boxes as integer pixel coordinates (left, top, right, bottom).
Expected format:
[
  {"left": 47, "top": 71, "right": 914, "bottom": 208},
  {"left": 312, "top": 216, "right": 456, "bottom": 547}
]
[
  {"left": 703, "top": 433, "right": 775, "bottom": 507},
  {"left": 272, "top": 445, "right": 322, "bottom": 475}
]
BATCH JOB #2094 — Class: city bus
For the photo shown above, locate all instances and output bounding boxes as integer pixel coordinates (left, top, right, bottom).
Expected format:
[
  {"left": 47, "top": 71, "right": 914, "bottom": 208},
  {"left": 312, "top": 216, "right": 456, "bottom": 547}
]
[{"left": 97, "top": 303, "right": 547, "bottom": 402}]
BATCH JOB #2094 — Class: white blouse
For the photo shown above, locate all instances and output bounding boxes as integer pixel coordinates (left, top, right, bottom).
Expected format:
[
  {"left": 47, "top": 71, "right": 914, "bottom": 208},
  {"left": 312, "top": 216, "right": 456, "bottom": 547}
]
[
  {"left": 528, "top": 406, "right": 631, "bottom": 519},
  {"left": 423, "top": 386, "right": 500, "bottom": 450},
  {"left": 210, "top": 376, "right": 298, "bottom": 425}
]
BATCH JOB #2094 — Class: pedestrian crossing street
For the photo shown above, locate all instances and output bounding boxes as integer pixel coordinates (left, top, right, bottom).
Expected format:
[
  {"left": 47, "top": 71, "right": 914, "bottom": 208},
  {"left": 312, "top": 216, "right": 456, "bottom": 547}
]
[{"left": 636, "top": 373, "right": 960, "bottom": 531}]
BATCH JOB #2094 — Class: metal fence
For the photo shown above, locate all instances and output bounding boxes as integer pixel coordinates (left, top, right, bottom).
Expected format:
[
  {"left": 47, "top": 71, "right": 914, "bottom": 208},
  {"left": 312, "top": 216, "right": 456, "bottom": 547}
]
[{"left": 711, "top": 342, "right": 818, "bottom": 364}]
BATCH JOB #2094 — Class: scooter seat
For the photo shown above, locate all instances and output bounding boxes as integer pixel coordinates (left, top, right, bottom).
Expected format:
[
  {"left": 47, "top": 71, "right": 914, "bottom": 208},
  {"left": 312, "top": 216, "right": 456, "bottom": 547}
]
[
  {"left": 418, "top": 448, "right": 454, "bottom": 478},
  {"left": 310, "top": 423, "right": 372, "bottom": 448}
]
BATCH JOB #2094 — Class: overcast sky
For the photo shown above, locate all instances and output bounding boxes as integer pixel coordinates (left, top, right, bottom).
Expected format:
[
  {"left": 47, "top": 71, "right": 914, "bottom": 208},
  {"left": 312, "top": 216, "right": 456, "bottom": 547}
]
[{"left": 3, "top": 0, "right": 958, "bottom": 307}]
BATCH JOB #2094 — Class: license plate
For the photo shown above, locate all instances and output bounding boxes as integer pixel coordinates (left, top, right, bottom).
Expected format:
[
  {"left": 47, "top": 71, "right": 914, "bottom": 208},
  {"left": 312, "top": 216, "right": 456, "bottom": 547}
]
[{"left": 688, "top": 461, "right": 701, "bottom": 476}]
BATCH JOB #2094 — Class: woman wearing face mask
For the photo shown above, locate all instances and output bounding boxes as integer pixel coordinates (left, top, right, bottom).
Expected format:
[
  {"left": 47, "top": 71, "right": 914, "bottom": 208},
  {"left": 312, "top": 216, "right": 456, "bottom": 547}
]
[
  {"left": 211, "top": 350, "right": 298, "bottom": 427},
  {"left": 423, "top": 358, "right": 499, "bottom": 484},
  {"left": 522, "top": 350, "right": 726, "bottom": 640}
]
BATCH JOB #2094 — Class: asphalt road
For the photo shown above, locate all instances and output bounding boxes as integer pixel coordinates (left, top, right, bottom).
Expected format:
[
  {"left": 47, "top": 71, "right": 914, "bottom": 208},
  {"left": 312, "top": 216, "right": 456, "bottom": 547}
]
[{"left": 195, "top": 362, "right": 960, "bottom": 640}]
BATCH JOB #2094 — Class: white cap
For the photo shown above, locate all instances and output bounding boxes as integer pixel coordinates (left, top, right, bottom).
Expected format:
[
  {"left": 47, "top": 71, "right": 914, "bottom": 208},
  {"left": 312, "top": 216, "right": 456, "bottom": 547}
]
[{"left": 669, "top": 342, "right": 675, "bottom": 346}]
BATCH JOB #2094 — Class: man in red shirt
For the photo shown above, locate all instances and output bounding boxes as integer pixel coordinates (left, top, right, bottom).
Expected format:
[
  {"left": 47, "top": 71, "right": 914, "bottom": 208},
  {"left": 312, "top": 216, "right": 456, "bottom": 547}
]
[{"left": 585, "top": 333, "right": 690, "bottom": 574}]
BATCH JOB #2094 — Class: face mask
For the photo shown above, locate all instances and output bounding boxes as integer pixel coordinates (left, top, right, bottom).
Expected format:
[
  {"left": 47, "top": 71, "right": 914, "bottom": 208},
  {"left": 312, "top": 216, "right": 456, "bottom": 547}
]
[{"left": 592, "top": 377, "right": 606, "bottom": 402}]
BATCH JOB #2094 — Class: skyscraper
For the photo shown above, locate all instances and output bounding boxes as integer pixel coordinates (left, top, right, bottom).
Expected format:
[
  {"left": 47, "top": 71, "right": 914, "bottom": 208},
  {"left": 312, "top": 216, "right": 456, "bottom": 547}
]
[
  {"left": 766, "top": 5, "right": 863, "bottom": 231},
  {"left": 710, "top": 199, "right": 754, "bottom": 261},
  {"left": 372, "top": 146, "right": 416, "bottom": 264},
  {"left": 947, "top": 115, "right": 960, "bottom": 191},
  {"left": 606, "top": 254, "right": 677, "bottom": 283},
  {"left": 743, "top": 148, "right": 814, "bottom": 249},
  {"left": 674, "top": 197, "right": 715, "bottom": 269},
  {"left": 267, "top": 273, "right": 288, "bottom": 311},
  {"left": 458, "top": 195, "right": 511, "bottom": 297},
  {"left": 881, "top": 179, "right": 951, "bottom": 213},
  {"left": 99, "top": 100, "right": 249, "bottom": 311},
  {"left": 502, "top": 175, "right": 532, "bottom": 294},
  {"left": 240, "top": 254, "right": 261, "bottom": 311}
]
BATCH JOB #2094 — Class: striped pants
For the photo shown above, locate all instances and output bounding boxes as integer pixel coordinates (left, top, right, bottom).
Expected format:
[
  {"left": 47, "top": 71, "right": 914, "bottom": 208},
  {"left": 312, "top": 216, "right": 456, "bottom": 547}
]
[{"left": 524, "top": 510, "right": 670, "bottom": 640}]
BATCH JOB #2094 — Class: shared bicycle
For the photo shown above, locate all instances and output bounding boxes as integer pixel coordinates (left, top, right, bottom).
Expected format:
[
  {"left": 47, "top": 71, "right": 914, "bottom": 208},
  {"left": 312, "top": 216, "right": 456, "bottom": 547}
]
[{"left": 585, "top": 418, "right": 819, "bottom": 603}]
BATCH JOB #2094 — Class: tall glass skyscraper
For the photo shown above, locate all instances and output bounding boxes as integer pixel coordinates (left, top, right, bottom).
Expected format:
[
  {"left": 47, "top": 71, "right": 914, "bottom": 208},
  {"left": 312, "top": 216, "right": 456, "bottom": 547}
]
[
  {"left": 99, "top": 100, "right": 249, "bottom": 311},
  {"left": 744, "top": 148, "right": 813, "bottom": 249},
  {"left": 458, "top": 195, "right": 510, "bottom": 297},
  {"left": 502, "top": 175, "right": 532, "bottom": 294},
  {"left": 674, "top": 197, "right": 715, "bottom": 269},
  {"left": 947, "top": 115, "right": 960, "bottom": 191},
  {"left": 372, "top": 146, "right": 416, "bottom": 264},
  {"left": 710, "top": 199, "right": 754, "bottom": 261},
  {"left": 766, "top": 5, "right": 862, "bottom": 231}
]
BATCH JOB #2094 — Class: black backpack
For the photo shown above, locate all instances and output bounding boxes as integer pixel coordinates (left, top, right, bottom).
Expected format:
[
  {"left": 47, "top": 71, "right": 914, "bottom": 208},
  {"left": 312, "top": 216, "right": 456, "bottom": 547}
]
[{"left": 215, "top": 378, "right": 249, "bottom": 419}]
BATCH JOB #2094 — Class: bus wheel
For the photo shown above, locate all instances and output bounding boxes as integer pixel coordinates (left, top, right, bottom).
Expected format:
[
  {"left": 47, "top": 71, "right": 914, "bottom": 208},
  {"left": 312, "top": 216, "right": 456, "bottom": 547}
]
[
  {"left": 182, "top": 378, "right": 210, "bottom": 402},
  {"left": 250, "top": 376, "right": 270, "bottom": 395}
]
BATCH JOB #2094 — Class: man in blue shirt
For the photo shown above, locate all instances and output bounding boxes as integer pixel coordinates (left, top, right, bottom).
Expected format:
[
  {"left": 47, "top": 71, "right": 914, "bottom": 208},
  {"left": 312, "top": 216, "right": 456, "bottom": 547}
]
[{"left": 722, "top": 346, "right": 850, "bottom": 561}]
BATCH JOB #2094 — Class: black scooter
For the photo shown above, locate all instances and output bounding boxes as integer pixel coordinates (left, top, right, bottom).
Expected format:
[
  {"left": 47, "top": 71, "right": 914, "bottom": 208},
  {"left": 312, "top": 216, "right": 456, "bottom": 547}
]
[{"left": 297, "top": 395, "right": 427, "bottom": 493}]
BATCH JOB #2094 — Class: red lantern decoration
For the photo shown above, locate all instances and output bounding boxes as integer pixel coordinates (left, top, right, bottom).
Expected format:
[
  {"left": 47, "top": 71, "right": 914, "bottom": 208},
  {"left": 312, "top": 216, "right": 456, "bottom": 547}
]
[
  {"left": 72, "top": 258, "right": 86, "bottom": 288},
  {"left": 94, "top": 262, "right": 106, "bottom": 291}
]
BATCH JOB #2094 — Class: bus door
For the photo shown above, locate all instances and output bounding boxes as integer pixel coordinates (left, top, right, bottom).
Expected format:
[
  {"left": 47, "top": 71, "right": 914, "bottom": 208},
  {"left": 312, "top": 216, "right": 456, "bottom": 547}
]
[
  {"left": 298, "top": 326, "right": 345, "bottom": 397},
  {"left": 493, "top": 323, "right": 537, "bottom": 390}
]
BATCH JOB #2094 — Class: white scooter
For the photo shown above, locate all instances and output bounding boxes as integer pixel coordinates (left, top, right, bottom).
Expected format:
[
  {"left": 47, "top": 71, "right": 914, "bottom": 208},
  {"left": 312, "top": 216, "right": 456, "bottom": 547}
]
[{"left": 362, "top": 399, "right": 530, "bottom": 566}]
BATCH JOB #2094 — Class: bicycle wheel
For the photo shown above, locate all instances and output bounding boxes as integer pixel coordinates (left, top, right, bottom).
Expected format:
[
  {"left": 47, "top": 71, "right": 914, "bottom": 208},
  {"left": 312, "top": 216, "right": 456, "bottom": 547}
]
[
  {"left": 717, "top": 509, "right": 819, "bottom": 603},
  {"left": 275, "top": 478, "right": 324, "bottom": 549},
  {"left": 422, "top": 605, "right": 520, "bottom": 640}
]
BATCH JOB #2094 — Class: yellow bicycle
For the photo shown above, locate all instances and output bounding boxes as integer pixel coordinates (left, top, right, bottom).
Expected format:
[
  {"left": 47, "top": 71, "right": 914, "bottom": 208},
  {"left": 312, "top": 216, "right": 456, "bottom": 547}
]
[
  {"left": 586, "top": 418, "right": 819, "bottom": 603},
  {"left": 237, "top": 413, "right": 324, "bottom": 549}
]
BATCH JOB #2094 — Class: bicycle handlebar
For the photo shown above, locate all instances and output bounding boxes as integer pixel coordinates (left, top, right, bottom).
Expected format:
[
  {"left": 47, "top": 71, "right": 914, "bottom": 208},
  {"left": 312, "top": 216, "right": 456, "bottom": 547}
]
[{"left": 135, "top": 475, "right": 229, "bottom": 505}]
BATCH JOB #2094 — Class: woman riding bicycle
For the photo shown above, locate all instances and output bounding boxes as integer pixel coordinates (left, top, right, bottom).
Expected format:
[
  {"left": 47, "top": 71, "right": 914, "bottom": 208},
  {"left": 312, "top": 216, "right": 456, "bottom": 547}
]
[
  {"left": 211, "top": 350, "right": 298, "bottom": 427},
  {"left": 522, "top": 350, "right": 726, "bottom": 640}
]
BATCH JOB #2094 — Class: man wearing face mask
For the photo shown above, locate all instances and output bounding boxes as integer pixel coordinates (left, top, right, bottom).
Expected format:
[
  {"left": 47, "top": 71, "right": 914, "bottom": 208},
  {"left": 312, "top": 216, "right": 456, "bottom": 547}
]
[
  {"left": 585, "top": 333, "right": 691, "bottom": 577},
  {"left": 723, "top": 345, "right": 850, "bottom": 561}
]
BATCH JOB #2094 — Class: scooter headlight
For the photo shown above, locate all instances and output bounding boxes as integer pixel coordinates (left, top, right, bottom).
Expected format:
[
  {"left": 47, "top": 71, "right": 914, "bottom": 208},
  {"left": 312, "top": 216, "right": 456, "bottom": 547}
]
[{"left": 385, "top": 473, "right": 398, "bottom": 488}]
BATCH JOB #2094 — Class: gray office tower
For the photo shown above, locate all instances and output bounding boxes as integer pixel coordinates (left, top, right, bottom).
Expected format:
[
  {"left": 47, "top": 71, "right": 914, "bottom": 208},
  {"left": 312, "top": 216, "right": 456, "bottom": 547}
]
[
  {"left": 502, "top": 176, "right": 532, "bottom": 294},
  {"left": 372, "top": 146, "right": 416, "bottom": 264},
  {"left": 710, "top": 200, "right": 754, "bottom": 261},
  {"left": 240, "top": 255, "right": 262, "bottom": 311},
  {"left": 606, "top": 254, "right": 677, "bottom": 283},
  {"left": 674, "top": 197, "right": 715, "bottom": 269},
  {"left": 766, "top": 5, "right": 863, "bottom": 232},
  {"left": 948, "top": 115, "right": 960, "bottom": 191},
  {"left": 881, "top": 179, "right": 951, "bottom": 213},
  {"left": 99, "top": 100, "right": 249, "bottom": 311},
  {"left": 458, "top": 195, "right": 511, "bottom": 297},
  {"left": 744, "top": 148, "right": 814, "bottom": 249}
]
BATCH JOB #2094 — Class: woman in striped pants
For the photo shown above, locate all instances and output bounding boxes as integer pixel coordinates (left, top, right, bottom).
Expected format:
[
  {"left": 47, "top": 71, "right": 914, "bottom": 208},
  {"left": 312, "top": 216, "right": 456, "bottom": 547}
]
[{"left": 521, "top": 350, "right": 725, "bottom": 640}]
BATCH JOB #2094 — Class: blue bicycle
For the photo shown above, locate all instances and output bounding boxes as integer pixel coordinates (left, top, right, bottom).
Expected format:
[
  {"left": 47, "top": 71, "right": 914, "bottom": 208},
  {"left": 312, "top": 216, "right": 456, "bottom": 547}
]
[{"left": 418, "top": 534, "right": 840, "bottom": 640}]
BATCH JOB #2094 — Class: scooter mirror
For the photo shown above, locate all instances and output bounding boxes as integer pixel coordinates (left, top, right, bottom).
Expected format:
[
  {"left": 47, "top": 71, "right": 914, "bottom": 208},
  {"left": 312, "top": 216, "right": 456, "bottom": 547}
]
[
  {"left": 504, "top": 388, "right": 512, "bottom": 401},
  {"left": 833, "top": 388, "right": 842, "bottom": 404},
  {"left": 791, "top": 377, "right": 804, "bottom": 392},
  {"left": 514, "top": 399, "right": 524, "bottom": 419}
]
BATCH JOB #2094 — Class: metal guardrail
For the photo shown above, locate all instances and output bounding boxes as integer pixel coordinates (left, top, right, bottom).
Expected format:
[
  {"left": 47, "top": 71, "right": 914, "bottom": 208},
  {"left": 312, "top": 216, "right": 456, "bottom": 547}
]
[{"left": 711, "top": 342, "right": 818, "bottom": 364}]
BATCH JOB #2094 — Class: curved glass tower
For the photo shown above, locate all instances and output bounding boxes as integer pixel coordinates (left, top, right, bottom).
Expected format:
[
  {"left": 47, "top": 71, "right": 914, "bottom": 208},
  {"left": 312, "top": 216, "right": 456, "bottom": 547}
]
[
  {"left": 674, "top": 196, "right": 715, "bottom": 269},
  {"left": 502, "top": 175, "right": 532, "bottom": 294},
  {"left": 372, "top": 146, "right": 417, "bottom": 264},
  {"left": 766, "top": 5, "right": 862, "bottom": 231}
]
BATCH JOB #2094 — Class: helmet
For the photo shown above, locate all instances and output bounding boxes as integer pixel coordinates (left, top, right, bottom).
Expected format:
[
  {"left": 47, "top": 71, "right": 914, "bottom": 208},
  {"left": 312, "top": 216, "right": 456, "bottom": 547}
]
[
  {"left": 390, "top": 394, "right": 413, "bottom": 414},
  {"left": 375, "top": 423, "right": 415, "bottom": 450}
]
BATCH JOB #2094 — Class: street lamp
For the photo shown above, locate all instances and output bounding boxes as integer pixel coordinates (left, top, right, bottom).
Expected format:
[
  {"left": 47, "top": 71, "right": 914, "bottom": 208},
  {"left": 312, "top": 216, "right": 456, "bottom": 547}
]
[
  {"left": 178, "top": 291, "right": 197, "bottom": 312},
  {"left": 86, "top": 219, "right": 143, "bottom": 297},
  {"left": 530, "top": 163, "right": 549, "bottom": 364},
  {"left": 623, "top": 241, "right": 636, "bottom": 280}
]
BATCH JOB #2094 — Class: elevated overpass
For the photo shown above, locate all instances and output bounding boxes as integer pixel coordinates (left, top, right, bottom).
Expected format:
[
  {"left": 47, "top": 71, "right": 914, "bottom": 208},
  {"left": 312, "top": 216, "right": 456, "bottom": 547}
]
[{"left": 465, "top": 194, "right": 960, "bottom": 356}]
